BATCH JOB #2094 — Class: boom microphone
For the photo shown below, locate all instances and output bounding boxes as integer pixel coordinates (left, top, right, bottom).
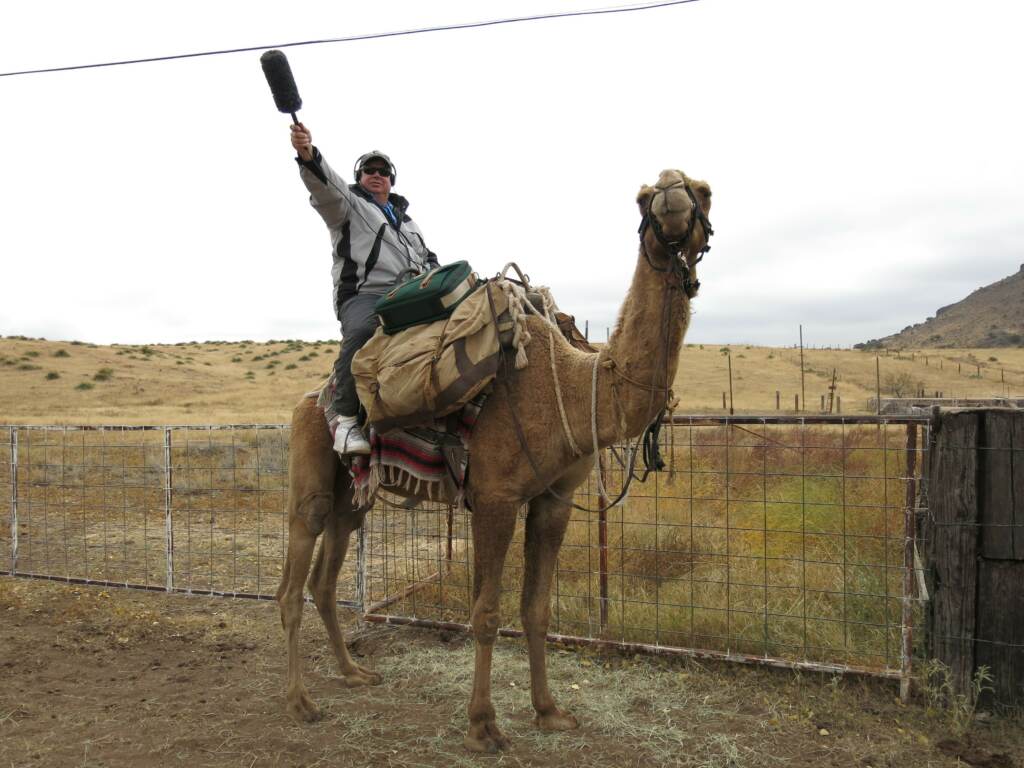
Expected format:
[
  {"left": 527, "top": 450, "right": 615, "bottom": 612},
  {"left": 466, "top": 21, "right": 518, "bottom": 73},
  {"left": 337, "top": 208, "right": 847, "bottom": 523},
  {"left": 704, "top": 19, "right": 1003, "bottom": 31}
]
[{"left": 260, "top": 49, "right": 302, "bottom": 123}]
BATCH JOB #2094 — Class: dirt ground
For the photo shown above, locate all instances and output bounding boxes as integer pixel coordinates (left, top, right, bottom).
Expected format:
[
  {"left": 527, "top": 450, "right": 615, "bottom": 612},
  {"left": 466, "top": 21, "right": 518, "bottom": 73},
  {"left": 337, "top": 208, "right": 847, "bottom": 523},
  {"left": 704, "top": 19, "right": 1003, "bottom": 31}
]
[{"left": 1, "top": 577, "right": 1021, "bottom": 768}]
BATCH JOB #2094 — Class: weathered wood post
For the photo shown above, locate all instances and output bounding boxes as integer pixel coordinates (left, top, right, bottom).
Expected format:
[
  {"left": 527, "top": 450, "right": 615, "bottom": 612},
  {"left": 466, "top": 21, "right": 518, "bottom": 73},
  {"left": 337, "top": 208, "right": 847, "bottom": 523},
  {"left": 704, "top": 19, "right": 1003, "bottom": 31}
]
[{"left": 925, "top": 409, "right": 1024, "bottom": 705}]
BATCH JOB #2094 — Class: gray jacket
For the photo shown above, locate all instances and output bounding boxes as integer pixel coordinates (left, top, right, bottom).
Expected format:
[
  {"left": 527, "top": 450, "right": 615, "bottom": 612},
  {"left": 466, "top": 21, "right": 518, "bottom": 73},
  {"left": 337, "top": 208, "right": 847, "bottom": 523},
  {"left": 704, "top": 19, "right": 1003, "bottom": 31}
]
[{"left": 297, "top": 148, "right": 438, "bottom": 319}]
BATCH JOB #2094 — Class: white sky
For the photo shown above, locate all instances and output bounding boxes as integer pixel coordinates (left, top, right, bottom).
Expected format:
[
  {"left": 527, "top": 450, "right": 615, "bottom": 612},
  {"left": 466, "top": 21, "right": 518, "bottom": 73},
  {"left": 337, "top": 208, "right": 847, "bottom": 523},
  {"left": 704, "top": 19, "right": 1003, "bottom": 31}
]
[{"left": 1, "top": 0, "right": 1022, "bottom": 347}]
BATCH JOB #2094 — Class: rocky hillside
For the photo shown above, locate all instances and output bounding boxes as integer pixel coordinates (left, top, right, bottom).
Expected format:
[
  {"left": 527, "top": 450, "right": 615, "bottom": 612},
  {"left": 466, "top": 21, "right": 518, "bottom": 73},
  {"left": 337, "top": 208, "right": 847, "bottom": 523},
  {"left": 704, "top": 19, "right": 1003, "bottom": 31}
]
[{"left": 860, "top": 265, "right": 1024, "bottom": 348}]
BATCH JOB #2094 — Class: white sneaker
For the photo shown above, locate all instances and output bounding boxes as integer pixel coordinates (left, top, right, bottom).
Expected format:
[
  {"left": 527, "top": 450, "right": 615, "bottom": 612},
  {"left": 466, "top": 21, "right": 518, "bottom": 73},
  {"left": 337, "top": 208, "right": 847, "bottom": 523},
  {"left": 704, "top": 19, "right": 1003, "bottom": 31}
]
[{"left": 331, "top": 415, "right": 370, "bottom": 456}]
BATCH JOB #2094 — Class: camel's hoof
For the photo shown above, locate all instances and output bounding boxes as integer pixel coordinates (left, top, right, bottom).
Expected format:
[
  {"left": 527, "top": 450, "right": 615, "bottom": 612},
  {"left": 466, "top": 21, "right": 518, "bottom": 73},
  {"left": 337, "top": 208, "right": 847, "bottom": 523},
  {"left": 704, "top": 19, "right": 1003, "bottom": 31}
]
[
  {"left": 463, "top": 722, "right": 512, "bottom": 753},
  {"left": 342, "top": 667, "right": 383, "bottom": 688},
  {"left": 287, "top": 692, "right": 322, "bottom": 723},
  {"left": 534, "top": 709, "right": 579, "bottom": 731}
]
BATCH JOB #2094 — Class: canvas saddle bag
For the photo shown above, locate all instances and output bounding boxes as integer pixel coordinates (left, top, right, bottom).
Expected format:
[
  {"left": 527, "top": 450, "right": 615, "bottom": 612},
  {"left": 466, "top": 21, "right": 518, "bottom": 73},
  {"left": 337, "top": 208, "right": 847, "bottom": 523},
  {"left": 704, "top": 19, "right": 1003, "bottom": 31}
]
[
  {"left": 352, "top": 281, "right": 514, "bottom": 433},
  {"left": 374, "top": 260, "right": 477, "bottom": 335}
]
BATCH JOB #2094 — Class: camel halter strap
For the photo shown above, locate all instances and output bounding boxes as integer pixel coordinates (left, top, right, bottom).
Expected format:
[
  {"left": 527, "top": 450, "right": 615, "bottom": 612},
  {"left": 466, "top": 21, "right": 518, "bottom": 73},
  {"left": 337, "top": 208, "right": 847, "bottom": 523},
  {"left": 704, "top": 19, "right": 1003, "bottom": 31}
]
[
  {"left": 485, "top": 185, "right": 706, "bottom": 514},
  {"left": 638, "top": 181, "right": 714, "bottom": 299}
]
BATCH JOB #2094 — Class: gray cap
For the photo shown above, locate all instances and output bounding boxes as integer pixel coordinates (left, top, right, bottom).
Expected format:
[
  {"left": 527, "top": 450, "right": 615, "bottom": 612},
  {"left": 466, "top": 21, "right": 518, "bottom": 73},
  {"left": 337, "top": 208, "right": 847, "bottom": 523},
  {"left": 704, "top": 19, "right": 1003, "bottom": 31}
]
[{"left": 353, "top": 150, "right": 395, "bottom": 183}]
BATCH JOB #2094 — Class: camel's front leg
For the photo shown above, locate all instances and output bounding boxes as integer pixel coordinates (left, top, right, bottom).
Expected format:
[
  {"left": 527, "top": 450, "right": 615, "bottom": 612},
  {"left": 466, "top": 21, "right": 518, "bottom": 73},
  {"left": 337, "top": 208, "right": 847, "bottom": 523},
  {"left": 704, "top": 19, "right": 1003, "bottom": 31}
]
[
  {"left": 464, "top": 505, "right": 518, "bottom": 753},
  {"left": 522, "top": 490, "right": 579, "bottom": 731},
  {"left": 308, "top": 475, "right": 382, "bottom": 687}
]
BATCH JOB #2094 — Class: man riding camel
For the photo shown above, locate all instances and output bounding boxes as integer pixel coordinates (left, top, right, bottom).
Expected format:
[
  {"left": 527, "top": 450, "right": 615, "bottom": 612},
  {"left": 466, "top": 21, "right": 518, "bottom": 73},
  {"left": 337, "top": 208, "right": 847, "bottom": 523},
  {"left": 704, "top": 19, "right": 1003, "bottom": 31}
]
[{"left": 291, "top": 123, "right": 438, "bottom": 456}]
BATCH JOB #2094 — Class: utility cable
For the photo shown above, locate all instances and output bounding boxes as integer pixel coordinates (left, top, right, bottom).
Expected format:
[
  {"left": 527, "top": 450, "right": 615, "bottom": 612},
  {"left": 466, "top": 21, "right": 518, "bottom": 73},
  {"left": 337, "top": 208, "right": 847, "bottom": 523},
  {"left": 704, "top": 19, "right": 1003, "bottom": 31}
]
[{"left": 0, "top": 0, "right": 701, "bottom": 78}]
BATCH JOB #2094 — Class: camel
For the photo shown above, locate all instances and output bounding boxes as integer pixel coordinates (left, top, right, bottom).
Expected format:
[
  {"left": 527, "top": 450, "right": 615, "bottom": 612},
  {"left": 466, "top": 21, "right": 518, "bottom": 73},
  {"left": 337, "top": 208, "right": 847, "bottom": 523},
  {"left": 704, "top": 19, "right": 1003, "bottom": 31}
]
[{"left": 276, "top": 169, "right": 713, "bottom": 752}]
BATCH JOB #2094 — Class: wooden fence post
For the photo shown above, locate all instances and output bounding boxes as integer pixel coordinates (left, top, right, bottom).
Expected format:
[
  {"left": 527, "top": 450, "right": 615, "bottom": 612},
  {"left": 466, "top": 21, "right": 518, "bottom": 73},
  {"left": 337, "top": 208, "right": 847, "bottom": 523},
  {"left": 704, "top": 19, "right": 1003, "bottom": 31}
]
[{"left": 926, "top": 409, "right": 1024, "bottom": 705}]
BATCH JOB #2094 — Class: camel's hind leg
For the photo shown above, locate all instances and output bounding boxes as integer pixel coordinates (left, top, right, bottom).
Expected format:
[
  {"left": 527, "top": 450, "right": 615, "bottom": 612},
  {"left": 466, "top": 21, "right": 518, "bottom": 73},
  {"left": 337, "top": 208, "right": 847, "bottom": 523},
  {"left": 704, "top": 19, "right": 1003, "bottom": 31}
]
[
  {"left": 307, "top": 470, "right": 382, "bottom": 687},
  {"left": 276, "top": 397, "right": 337, "bottom": 722}
]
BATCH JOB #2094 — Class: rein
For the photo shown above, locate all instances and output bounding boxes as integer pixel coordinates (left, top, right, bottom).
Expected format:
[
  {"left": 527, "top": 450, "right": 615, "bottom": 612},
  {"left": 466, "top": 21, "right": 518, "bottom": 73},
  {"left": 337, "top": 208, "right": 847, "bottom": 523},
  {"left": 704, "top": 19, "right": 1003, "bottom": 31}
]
[{"left": 491, "top": 178, "right": 714, "bottom": 514}]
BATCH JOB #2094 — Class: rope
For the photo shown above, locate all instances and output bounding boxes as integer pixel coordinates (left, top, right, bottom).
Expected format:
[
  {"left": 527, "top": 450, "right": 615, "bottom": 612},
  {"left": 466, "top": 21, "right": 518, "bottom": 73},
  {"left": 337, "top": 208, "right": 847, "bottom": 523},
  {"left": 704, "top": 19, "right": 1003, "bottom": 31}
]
[
  {"left": 604, "top": 358, "right": 673, "bottom": 394},
  {"left": 550, "top": 322, "right": 583, "bottom": 457},
  {"left": 493, "top": 264, "right": 562, "bottom": 370},
  {"left": 592, "top": 354, "right": 611, "bottom": 501}
]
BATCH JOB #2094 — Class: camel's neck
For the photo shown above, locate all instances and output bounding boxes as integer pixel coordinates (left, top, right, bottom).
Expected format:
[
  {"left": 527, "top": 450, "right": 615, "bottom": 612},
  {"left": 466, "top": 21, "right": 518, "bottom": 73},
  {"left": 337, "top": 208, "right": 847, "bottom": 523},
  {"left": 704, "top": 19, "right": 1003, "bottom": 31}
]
[{"left": 597, "top": 235, "right": 692, "bottom": 441}]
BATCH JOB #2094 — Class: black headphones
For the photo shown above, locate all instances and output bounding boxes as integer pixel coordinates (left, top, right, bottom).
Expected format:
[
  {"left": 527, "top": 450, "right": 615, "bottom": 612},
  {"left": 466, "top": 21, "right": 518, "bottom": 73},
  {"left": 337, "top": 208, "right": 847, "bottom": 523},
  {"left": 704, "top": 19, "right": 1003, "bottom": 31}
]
[{"left": 353, "top": 150, "right": 396, "bottom": 185}]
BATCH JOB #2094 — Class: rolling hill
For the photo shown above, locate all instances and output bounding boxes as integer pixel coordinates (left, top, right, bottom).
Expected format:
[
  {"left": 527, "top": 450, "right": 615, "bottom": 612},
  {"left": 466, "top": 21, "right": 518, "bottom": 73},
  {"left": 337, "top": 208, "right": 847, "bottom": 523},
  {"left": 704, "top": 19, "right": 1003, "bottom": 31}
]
[{"left": 862, "top": 265, "right": 1024, "bottom": 348}]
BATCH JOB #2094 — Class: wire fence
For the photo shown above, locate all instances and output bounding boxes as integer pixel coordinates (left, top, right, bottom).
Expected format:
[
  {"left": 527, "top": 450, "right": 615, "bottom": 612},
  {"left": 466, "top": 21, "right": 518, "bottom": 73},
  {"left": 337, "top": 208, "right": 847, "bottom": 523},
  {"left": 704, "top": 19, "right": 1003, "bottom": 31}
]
[{"left": 1, "top": 415, "right": 929, "bottom": 690}]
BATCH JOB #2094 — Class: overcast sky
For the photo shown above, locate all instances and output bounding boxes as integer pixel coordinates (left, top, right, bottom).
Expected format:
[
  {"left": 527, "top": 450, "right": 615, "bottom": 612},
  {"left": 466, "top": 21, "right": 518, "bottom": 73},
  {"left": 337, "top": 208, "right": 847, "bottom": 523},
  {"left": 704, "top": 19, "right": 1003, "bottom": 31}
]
[{"left": 2, "top": 0, "right": 1022, "bottom": 348}]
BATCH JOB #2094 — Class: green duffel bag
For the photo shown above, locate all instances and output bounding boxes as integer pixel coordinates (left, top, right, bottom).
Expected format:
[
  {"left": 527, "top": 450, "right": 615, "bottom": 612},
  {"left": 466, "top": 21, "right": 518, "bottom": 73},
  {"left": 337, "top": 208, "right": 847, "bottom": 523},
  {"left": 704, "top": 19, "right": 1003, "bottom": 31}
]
[{"left": 375, "top": 261, "right": 477, "bottom": 335}]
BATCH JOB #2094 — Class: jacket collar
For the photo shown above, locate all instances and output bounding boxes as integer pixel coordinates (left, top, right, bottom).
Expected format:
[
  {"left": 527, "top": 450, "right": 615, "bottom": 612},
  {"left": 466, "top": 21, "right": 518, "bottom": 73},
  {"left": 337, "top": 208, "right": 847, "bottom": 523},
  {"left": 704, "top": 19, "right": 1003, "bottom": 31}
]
[{"left": 349, "top": 183, "right": 410, "bottom": 213}]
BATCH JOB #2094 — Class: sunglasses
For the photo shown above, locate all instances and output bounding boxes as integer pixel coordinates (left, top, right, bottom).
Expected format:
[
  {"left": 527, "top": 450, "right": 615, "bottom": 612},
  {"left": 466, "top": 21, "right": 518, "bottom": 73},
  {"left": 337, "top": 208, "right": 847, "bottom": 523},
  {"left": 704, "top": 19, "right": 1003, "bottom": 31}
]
[{"left": 361, "top": 166, "right": 392, "bottom": 177}]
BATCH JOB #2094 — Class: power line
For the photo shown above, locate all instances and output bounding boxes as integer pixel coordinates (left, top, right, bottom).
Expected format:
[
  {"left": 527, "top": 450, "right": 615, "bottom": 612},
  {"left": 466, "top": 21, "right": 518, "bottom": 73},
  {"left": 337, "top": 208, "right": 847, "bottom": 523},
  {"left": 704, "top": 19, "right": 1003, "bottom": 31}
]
[{"left": 0, "top": 0, "right": 702, "bottom": 78}]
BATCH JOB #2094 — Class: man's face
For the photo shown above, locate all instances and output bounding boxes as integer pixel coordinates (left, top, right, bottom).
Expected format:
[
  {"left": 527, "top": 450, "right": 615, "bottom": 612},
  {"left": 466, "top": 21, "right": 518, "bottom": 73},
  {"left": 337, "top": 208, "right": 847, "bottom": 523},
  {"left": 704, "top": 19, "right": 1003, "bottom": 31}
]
[{"left": 358, "top": 162, "right": 393, "bottom": 198}]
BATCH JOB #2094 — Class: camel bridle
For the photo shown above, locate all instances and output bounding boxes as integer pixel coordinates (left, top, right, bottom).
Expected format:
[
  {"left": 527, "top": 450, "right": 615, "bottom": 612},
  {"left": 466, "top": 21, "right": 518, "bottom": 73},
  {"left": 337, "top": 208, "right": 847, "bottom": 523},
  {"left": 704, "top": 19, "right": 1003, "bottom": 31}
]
[
  {"left": 638, "top": 180, "right": 714, "bottom": 299},
  {"left": 487, "top": 176, "right": 714, "bottom": 514}
]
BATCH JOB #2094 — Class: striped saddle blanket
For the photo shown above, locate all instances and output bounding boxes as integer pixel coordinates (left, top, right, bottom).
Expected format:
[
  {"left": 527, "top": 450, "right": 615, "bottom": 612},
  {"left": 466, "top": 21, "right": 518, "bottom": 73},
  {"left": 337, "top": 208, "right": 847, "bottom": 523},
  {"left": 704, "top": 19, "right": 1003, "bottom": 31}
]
[{"left": 316, "top": 374, "right": 483, "bottom": 507}]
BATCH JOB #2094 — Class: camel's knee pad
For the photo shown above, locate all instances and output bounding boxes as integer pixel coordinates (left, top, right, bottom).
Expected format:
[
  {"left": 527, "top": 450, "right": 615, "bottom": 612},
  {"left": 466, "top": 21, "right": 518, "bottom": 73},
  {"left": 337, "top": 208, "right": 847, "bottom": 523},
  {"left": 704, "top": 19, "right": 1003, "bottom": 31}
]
[
  {"left": 298, "top": 492, "right": 333, "bottom": 536},
  {"left": 471, "top": 607, "right": 501, "bottom": 644}
]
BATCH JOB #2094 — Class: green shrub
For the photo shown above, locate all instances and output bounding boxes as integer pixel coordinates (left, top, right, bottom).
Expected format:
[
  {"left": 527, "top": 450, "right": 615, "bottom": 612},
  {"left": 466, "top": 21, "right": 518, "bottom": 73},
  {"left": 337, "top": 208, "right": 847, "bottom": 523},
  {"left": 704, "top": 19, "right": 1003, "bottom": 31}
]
[
  {"left": 75, "top": 382, "right": 94, "bottom": 391},
  {"left": 285, "top": 363, "right": 297, "bottom": 370},
  {"left": 45, "top": 371, "right": 60, "bottom": 380},
  {"left": 93, "top": 368, "right": 114, "bottom": 381}
]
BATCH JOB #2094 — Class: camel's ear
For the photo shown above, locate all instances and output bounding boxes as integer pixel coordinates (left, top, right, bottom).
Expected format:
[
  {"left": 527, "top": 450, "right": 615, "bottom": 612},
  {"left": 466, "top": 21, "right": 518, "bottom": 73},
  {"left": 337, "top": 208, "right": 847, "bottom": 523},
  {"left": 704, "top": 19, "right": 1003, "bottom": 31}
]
[
  {"left": 636, "top": 184, "right": 655, "bottom": 214},
  {"left": 692, "top": 181, "right": 712, "bottom": 215}
]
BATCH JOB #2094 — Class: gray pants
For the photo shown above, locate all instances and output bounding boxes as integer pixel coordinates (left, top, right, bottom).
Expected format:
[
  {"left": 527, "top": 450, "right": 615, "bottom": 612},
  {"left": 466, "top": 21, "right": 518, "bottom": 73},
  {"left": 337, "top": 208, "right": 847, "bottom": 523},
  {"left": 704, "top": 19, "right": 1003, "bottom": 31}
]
[{"left": 332, "top": 293, "right": 381, "bottom": 418}]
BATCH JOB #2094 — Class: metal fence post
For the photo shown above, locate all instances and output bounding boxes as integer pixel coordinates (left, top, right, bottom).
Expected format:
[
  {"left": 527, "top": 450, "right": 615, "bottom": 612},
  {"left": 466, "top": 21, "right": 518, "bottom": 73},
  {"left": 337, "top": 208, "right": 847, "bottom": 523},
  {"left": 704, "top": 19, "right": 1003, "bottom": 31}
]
[
  {"left": 9, "top": 429, "right": 18, "bottom": 574},
  {"left": 163, "top": 427, "right": 174, "bottom": 592},
  {"left": 356, "top": 524, "right": 367, "bottom": 614}
]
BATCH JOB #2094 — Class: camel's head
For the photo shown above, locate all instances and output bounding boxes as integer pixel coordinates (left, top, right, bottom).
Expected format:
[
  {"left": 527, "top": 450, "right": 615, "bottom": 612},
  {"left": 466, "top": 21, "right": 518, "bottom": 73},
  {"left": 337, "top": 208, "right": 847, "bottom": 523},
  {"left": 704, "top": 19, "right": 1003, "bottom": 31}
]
[{"left": 636, "top": 170, "right": 713, "bottom": 261}]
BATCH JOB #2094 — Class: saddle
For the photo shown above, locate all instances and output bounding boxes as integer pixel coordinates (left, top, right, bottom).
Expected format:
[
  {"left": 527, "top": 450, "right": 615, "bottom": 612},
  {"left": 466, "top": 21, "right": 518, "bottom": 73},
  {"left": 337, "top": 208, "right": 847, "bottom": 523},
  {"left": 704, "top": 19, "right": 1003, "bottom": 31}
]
[{"left": 338, "top": 268, "right": 593, "bottom": 506}]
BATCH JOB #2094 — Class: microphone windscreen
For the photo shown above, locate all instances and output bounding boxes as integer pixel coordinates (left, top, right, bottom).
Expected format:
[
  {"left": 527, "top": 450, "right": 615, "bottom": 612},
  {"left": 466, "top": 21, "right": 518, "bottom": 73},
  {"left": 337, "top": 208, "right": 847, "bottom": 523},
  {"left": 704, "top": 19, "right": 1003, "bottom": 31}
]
[{"left": 260, "top": 50, "right": 302, "bottom": 114}]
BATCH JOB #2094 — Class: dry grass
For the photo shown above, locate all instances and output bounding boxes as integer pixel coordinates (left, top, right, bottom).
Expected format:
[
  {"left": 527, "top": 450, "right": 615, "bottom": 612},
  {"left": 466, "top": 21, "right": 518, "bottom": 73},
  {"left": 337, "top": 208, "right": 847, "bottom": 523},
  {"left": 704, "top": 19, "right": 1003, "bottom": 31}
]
[{"left": 4, "top": 335, "right": 1024, "bottom": 424}]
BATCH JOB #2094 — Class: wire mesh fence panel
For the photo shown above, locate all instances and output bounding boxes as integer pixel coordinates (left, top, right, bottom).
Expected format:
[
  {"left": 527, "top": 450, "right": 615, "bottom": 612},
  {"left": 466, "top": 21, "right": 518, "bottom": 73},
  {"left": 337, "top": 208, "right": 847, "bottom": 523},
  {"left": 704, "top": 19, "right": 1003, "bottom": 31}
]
[
  {"left": 3, "top": 416, "right": 929, "bottom": 680},
  {"left": 2, "top": 427, "right": 168, "bottom": 587},
  {"left": 167, "top": 426, "right": 311, "bottom": 599},
  {"left": 361, "top": 416, "right": 929, "bottom": 678}
]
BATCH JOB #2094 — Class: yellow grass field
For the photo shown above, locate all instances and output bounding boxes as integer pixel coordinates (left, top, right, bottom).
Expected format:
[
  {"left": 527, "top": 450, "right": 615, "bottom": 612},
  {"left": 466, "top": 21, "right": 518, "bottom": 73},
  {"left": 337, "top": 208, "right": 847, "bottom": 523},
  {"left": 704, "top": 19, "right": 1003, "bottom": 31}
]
[{"left": 2, "top": 334, "right": 1023, "bottom": 424}]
